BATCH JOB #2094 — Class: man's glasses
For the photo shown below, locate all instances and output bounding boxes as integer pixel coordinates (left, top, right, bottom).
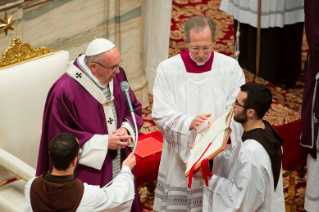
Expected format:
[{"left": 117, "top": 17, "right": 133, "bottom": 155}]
[
  {"left": 235, "top": 99, "right": 249, "bottom": 108},
  {"left": 189, "top": 46, "right": 212, "bottom": 53},
  {"left": 92, "top": 59, "right": 123, "bottom": 73}
]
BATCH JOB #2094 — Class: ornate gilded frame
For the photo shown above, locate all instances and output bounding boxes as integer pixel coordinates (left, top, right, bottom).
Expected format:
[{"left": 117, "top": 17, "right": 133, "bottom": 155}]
[{"left": 0, "top": 37, "right": 54, "bottom": 70}]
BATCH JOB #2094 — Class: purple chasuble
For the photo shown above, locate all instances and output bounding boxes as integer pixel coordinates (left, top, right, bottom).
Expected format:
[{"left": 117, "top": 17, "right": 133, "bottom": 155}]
[
  {"left": 301, "top": 0, "right": 319, "bottom": 159},
  {"left": 180, "top": 50, "right": 214, "bottom": 73},
  {"left": 36, "top": 56, "right": 143, "bottom": 211}
]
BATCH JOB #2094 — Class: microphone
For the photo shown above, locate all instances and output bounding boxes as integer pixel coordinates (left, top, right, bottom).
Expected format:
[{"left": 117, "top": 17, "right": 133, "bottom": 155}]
[
  {"left": 120, "top": 81, "right": 133, "bottom": 112},
  {"left": 120, "top": 81, "right": 138, "bottom": 153}
]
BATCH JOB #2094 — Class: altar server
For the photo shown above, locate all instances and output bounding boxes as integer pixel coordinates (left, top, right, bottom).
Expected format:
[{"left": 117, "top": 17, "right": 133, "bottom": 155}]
[
  {"left": 195, "top": 83, "right": 285, "bottom": 212},
  {"left": 24, "top": 133, "right": 136, "bottom": 212},
  {"left": 220, "top": 0, "right": 304, "bottom": 88}
]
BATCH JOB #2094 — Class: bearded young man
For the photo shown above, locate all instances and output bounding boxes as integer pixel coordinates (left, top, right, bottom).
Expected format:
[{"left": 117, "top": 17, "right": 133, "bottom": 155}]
[
  {"left": 194, "top": 83, "right": 285, "bottom": 212},
  {"left": 152, "top": 15, "right": 245, "bottom": 211}
]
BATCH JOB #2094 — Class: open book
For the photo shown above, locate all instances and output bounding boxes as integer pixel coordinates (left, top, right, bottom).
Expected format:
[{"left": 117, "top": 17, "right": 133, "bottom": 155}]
[{"left": 185, "top": 108, "right": 233, "bottom": 176}]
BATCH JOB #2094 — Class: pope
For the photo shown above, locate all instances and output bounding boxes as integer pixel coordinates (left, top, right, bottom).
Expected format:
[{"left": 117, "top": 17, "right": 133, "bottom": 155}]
[{"left": 36, "top": 38, "right": 143, "bottom": 211}]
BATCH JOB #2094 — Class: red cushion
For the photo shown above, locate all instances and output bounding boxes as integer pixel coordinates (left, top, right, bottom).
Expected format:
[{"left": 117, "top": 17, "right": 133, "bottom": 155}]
[{"left": 136, "top": 131, "right": 163, "bottom": 185}]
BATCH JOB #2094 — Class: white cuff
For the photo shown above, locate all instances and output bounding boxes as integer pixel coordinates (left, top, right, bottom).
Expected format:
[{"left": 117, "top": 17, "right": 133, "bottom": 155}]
[
  {"left": 121, "top": 166, "right": 132, "bottom": 174},
  {"left": 79, "top": 134, "right": 108, "bottom": 170},
  {"left": 182, "top": 116, "right": 195, "bottom": 135}
]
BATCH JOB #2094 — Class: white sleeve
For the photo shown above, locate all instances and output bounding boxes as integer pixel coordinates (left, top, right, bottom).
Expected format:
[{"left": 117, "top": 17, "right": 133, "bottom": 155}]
[
  {"left": 152, "top": 63, "right": 195, "bottom": 162},
  {"left": 212, "top": 145, "right": 233, "bottom": 178},
  {"left": 203, "top": 162, "right": 268, "bottom": 212},
  {"left": 81, "top": 166, "right": 135, "bottom": 212},
  {"left": 22, "top": 177, "right": 36, "bottom": 212},
  {"left": 225, "top": 62, "right": 245, "bottom": 111},
  {"left": 226, "top": 62, "right": 245, "bottom": 149},
  {"left": 79, "top": 134, "right": 108, "bottom": 170},
  {"left": 229, "top": 121, "right": 244, "bottom": 150}
]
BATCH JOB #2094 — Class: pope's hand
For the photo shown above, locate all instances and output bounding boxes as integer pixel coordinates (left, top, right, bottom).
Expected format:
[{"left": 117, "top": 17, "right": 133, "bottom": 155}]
[
  {"left": 113, "top": 127, "right": 132, "bottom": 145},
  {"left": 108, "top": 133, "right": 131, "bottom": 150},
  {"left": 189, "top": 114, "right": 211, "bottom": 131},
  {"left": 122, "top": 153, "right": 136, "bottom": 170}
]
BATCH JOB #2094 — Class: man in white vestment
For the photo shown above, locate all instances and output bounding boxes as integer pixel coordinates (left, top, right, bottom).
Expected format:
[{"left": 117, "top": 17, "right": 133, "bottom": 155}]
[
  {"left": 24, "top": 133, "right": 136, "bottom": 212},
  {"left": 220, "top": 0, "right": 304, "bottom": 88},
  {"left": 152, "top": 15, "right": 245, "bottom": 211},
  {"left": 194, "top": 83, "right": 285, "bottom": 212}
]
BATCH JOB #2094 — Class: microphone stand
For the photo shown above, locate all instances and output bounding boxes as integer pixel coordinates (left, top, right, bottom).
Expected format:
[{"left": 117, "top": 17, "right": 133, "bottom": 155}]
[
  {"left": 131, "top": 111, "right": 138, "bottom": 153},
  {"left": 104, "top": 82, "right": 139, "bottom": 188}
]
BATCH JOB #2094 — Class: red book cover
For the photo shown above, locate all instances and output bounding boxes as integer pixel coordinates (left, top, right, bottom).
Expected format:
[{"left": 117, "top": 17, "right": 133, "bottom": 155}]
[{"left": 135, "top": 137, "right": 163, "bottom": 159}]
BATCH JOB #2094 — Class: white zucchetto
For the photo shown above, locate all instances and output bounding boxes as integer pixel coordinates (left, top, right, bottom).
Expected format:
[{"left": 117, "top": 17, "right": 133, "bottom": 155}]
[{"left": 85, "top": 38, "right": 115, "bottom": 56}]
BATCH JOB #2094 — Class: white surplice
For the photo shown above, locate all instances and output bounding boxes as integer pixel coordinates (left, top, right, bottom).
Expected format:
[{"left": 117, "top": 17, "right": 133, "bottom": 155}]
[
  {"left": 203, "top": 139, "right": 285, "bottom": 212},
  {"left": 152, "top": 52, "right": 245, "bottom": 211},
  {"left": 23, "top": 166, "right": 135, "bottom": 212},
  {"left": 220, "top": 0, "right": 304, "bottom": 28}
]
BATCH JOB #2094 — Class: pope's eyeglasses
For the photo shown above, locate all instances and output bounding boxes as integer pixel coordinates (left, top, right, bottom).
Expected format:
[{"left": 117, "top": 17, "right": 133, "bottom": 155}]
[{"left": 93, "top": 59, "right": 123, "bottom": 73}]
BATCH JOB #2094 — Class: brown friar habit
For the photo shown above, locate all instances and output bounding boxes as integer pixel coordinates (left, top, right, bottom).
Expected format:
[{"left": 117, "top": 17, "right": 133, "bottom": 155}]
[
  {"left": 30, "top": 171, "right": 84, "bottom": 212},
  {"left": 241, "top": 120, "right": 284, "bottom": 190}
]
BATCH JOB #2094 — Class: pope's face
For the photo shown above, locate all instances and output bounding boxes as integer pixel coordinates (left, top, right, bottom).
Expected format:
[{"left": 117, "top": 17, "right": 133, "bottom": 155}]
[
  {"left": 232, "top": 91, "right": 248, "bottom": 124},
  {"left": 186, "top": 25, "right": 214, "bottom": 64},
  {"left": 89, "top": 48, "right": 121, "bottom": 84}
]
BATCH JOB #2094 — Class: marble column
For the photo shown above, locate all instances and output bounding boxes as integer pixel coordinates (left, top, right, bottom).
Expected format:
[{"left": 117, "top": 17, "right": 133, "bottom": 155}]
[{"left": 143, "top": 0, "right": 172, "bottom": 94}]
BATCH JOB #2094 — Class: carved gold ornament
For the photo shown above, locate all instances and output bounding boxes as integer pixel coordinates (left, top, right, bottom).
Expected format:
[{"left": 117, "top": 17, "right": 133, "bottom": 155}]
[
  {"left": 0, "top": 12, "right": 16, "bottom": 36},
  {"left": 0, "top": 37, "right": 54, "bottom": 69}
]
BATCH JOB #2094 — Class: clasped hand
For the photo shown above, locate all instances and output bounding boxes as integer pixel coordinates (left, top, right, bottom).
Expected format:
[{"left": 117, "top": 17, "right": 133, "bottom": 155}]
[{"left": 108, "top": 127, "right": 132, "bottom": 150}]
